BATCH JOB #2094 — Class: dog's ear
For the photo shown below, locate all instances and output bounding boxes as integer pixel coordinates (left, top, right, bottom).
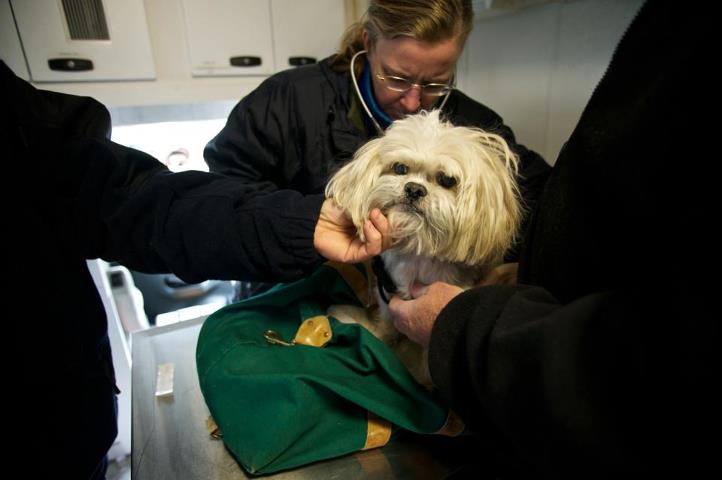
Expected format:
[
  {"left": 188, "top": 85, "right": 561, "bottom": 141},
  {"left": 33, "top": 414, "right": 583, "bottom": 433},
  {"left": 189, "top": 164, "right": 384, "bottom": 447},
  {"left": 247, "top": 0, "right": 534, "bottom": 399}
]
[
  {"left": 449, "top": 129, "right": 523, "bottom": 266},
  {"left": 325, "top": 137, "right": 386, "bottom": 237}
]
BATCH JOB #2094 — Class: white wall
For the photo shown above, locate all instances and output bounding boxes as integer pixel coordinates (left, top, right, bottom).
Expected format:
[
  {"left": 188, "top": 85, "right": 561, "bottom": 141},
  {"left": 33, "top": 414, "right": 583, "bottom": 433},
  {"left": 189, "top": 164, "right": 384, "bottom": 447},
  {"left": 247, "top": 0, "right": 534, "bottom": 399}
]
[{"left": 458, "top": 0, "right": 643, "bottom": 165}]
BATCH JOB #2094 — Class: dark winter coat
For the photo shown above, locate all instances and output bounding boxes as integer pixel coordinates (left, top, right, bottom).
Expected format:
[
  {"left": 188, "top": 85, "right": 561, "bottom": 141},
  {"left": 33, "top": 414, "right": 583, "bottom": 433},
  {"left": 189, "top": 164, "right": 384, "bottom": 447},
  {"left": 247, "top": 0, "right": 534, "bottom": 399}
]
[
  {"left": 2, "top": 61, "right": 325, "bottom": 478},
  {"left": 428, "top": 1, "right": 713, "bottom": 477}
]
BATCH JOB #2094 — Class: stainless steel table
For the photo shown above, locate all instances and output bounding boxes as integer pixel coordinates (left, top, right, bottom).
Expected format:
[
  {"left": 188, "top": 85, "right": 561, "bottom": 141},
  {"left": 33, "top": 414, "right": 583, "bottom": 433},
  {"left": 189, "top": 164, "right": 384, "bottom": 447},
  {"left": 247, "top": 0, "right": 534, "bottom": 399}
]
[{"left": 132, "top": 317, "right": 484, "bottom": 479}]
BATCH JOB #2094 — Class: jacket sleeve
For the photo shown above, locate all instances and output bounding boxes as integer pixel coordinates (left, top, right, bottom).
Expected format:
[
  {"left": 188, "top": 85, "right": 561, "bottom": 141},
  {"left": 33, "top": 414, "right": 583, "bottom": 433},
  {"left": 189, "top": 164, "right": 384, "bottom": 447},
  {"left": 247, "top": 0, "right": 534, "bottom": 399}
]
[
  {"left": 63, "top": 138, "right": 325, "bottom": 283},
  {"left": 2, "top": 61, "right": 325, "bottom": 284},
  {"left": 204, "top": 75, "right": 299, "bottom": 193},
  {"left": 427, "top": 284, "right": 710, "bottom": 475}
]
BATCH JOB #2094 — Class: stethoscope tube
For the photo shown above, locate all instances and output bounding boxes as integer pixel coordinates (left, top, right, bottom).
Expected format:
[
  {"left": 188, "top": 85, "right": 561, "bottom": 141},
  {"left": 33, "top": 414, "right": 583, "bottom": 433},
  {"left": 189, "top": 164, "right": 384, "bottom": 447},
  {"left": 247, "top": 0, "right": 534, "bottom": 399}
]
[{"left": 349, "top": 50, "right": 453, "bottom": 135}]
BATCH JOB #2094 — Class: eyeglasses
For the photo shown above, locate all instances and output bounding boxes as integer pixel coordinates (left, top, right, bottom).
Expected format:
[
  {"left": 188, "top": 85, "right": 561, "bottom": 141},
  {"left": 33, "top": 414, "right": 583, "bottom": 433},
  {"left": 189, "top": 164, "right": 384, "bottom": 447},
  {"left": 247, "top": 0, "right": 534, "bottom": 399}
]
[{"left": 375, "top": 72, "right": 454, "bottom": 97}]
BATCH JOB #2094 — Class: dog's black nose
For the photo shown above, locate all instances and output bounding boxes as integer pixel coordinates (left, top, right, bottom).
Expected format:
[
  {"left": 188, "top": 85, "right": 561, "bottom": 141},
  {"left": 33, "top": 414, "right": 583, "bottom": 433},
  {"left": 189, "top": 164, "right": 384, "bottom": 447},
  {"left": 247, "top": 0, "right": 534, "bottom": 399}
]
[{"left": 404, "top": 182, "right": 427, "bottom": 201}]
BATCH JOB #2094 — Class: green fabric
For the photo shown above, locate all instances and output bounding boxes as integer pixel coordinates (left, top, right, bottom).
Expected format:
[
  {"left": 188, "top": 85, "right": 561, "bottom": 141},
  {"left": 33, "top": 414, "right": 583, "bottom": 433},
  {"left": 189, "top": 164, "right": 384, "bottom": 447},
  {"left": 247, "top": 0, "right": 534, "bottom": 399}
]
[{"left": 196, "top": 264, "right": 450, "bottom": 475}]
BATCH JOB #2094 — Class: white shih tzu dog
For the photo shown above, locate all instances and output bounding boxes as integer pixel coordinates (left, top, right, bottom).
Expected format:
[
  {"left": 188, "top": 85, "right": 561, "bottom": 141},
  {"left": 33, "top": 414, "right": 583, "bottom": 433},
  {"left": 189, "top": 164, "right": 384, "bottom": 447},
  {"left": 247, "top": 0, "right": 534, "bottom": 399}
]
[{"left": 325, "top": 110, "right": 522, "bottom": 388}]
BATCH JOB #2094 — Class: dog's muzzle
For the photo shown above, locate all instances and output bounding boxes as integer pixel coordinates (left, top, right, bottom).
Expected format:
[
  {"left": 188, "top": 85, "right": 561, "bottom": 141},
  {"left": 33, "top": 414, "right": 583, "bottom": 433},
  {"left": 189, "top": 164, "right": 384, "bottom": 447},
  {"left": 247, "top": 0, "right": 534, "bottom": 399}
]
[{"left": 404, "top": 182, "right": 427, "bottom": 201}]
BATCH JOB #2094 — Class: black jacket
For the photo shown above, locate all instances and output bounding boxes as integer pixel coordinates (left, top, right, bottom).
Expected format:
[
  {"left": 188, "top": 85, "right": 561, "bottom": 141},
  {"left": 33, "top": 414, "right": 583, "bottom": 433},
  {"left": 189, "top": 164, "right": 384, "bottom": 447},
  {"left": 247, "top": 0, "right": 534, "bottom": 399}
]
[
  {"left": 428, "top": 1, "right": 714, "bottom": 477},
  {"left": 204, "top": 57, "right": 550, "bottom": 242},
  {"left": 1, "top": 62, "right": 325, "bottom": 478}
]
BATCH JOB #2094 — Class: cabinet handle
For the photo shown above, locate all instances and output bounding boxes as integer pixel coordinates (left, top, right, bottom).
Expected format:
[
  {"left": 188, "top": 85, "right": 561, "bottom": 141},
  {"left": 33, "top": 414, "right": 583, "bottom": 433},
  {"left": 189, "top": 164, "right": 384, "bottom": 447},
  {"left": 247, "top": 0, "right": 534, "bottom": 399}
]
[
  {"left": 289, "top": 56, "right": 316, "bottom": 67},
  {"left": 229, "top": 56, "right": 262, "bottom": 67},
  {"left": 48, "top": 58, "right": 94, "bottom": 71}
]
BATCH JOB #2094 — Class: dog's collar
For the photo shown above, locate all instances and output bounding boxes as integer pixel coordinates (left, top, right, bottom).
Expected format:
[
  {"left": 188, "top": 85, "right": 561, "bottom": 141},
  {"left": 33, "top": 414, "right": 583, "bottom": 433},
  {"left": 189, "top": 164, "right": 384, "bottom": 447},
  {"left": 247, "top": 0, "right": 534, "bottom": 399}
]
[{"left": 371, "top": 256, "right": 398, "bottom": 304}]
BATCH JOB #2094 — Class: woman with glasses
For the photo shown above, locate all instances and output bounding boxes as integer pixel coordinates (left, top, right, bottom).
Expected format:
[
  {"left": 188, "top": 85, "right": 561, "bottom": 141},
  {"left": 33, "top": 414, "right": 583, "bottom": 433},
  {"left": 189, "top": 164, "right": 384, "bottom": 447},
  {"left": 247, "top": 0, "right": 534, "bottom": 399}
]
[{"left": 205, "top": 0, "right": 549, "bottom": 259}]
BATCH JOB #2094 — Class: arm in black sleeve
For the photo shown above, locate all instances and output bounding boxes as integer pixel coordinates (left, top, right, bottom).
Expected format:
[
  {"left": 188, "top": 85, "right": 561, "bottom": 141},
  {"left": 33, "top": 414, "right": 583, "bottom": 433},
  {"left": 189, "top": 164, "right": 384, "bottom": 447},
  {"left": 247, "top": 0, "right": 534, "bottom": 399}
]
[
  {"left": 428, "top": 284, "right": 711, "bottom": 476},
  {"left": 64, "top": 138, "right": 325, "bottom": 283},
  {"left": 2, "top": 61, "right": 325, "bottom": 284},
  {"left": 427, "top": 3, "right": 713, "bottom": 477},
  {"left": 204, "top": 75, "right": 299, "bottom": 193}
]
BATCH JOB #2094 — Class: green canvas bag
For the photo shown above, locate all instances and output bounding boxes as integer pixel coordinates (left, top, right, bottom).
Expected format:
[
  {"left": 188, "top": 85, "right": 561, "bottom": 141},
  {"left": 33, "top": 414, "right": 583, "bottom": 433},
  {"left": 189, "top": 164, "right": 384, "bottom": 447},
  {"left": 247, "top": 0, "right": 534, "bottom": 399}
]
[{"left": 196, "top": 262, "right": 463, "bottom": 475}]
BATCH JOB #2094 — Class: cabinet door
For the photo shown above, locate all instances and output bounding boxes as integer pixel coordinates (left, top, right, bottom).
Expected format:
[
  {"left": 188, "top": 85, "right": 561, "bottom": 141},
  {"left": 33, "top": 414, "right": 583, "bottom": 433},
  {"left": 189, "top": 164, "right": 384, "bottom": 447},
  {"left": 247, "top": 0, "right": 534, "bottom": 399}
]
[
  {"left": 11, "top": 0, "right": 155, "bottom": 82},
  {"left": 0, "top": 0, "right": 29, "bottom": 79},
  {"left": 270, "top": 0, "right": 346, "bottom": 71},
  {"left": 181, "top": 0, "right": 274, "bottom": 76}
]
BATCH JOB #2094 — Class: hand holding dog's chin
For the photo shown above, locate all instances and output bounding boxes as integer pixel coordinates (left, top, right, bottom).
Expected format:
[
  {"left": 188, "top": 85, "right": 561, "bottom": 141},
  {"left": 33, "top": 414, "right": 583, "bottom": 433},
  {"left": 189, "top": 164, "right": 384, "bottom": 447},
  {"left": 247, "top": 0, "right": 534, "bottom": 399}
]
[
  {"left": 389, "top": 282, "right": 464, "bottom": 348},
  {"left": 314, "top": 199, "right": 391, "bottom": 263}
]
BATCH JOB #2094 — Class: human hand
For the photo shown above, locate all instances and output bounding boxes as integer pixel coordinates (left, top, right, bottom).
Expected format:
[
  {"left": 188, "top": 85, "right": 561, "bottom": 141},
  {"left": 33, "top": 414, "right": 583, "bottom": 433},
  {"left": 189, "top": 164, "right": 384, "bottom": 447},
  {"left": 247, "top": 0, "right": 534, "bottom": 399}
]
[
  {"left": 314, "top": 199, "right": 391, "bottom": 263},
  {"left": 388, "top": 282, "right": 464, "bottom": 348},
  {"left": 478, "top": 262, "right": 519, "bottom": 286}
]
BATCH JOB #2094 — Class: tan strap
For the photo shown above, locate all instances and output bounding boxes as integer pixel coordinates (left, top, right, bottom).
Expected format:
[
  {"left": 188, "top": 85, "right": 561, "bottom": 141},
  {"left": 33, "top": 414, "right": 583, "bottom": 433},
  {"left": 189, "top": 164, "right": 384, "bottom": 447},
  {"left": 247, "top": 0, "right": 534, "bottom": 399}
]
[
  {"left": 435, "top": 409, "right": 465, "bottom": 437},
  {"left": 325, "top": 261, "right": 374, "bottom": 307},
  {"left": 362, "top": 412, "right": 392, "bottom": 450},
  {"left": 206, "top": 416, "right": 222, "bottom": 439}
]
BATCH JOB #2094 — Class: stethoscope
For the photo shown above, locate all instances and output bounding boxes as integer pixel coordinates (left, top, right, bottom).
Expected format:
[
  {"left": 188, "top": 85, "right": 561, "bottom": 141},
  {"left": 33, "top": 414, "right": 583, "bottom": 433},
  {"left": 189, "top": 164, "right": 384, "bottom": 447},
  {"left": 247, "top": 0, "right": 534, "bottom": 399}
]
[{"left": 349, "top": 50, "right": 453, "bottom": 135}]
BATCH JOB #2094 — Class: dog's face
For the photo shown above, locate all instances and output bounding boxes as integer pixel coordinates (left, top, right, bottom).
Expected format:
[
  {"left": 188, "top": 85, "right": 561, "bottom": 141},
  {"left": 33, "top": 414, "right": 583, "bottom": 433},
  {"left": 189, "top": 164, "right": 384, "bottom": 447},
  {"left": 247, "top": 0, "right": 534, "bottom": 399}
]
[{"left": 326, "top": 110, "right": 522, "bottom": 267}]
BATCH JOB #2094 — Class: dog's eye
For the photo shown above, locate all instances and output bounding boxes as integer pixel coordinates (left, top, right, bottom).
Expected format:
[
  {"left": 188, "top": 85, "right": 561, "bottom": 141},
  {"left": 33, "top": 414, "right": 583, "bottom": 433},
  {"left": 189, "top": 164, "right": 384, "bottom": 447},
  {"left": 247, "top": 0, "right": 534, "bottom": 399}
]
[
  {"left": 436, "top": 172, "right": 457, "bottom": 189},
  {"left": 393, "top": 162, "right": 409, "bottom": 175}
]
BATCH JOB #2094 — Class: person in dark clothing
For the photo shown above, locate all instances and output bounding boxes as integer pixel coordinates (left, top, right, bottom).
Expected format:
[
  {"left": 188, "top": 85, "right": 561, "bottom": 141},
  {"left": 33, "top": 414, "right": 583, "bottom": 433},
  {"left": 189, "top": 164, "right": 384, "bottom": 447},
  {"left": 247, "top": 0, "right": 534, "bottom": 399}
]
[
  {"left": 389, "top": 1, "right": 713, "bottom": 477},
  {"left": 206, "top": 0, "right": 550, "bottom": 298},
  {"left": 204, "top": 0, "right": 550, "bottom": 254},
  {"left": 1, "top": 61, "right": 389, "bottom": 479}
]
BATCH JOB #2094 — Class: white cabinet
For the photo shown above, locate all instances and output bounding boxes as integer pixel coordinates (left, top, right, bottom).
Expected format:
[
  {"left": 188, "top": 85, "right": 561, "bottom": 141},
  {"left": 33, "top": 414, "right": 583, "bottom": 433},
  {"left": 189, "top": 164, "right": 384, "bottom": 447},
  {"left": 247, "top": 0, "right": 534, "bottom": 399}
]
[
  {"left": 180, "top": 0, "right": 275, "bottom": 76},
  {"left": 270, "top": 0, "right": 346, "bottom": 71},
  {"left": 10, "top": 0, "right": 155, "bottom": 82},
  {"left": 1, "top": 0, "right": 350, "bottom": 105},
  {"left": 181, "top": 0, "right": 346, "bottom": 77}
]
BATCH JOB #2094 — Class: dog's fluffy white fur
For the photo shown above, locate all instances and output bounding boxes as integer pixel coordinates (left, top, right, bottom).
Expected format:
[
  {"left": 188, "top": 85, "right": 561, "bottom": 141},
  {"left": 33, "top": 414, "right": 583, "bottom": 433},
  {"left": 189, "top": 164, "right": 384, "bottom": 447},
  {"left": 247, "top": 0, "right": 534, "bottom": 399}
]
[{"left": 325, "top": 110, "right": 522, "bottom": 387}]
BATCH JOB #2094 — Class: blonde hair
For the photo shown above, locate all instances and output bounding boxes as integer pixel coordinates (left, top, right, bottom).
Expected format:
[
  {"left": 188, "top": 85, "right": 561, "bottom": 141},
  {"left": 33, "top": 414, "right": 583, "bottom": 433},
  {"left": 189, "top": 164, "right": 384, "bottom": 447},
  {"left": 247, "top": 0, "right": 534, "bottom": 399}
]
[{"left": 330, "top": 0, "right": 474, "bottom": 73}]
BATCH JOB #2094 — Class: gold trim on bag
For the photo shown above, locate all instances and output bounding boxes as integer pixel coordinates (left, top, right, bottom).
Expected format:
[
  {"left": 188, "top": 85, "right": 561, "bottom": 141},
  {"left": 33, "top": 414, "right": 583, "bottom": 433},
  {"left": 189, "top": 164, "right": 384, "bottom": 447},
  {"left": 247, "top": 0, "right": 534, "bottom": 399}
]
[
  {"left": 362, "top": 412, "right": 392, "bottom": 450},
  {"left": 294, "top": 316, "right": 333, "bottom": 347},
  {"left": 206, "top": 416, "right": 222, "bottom": 439}
]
